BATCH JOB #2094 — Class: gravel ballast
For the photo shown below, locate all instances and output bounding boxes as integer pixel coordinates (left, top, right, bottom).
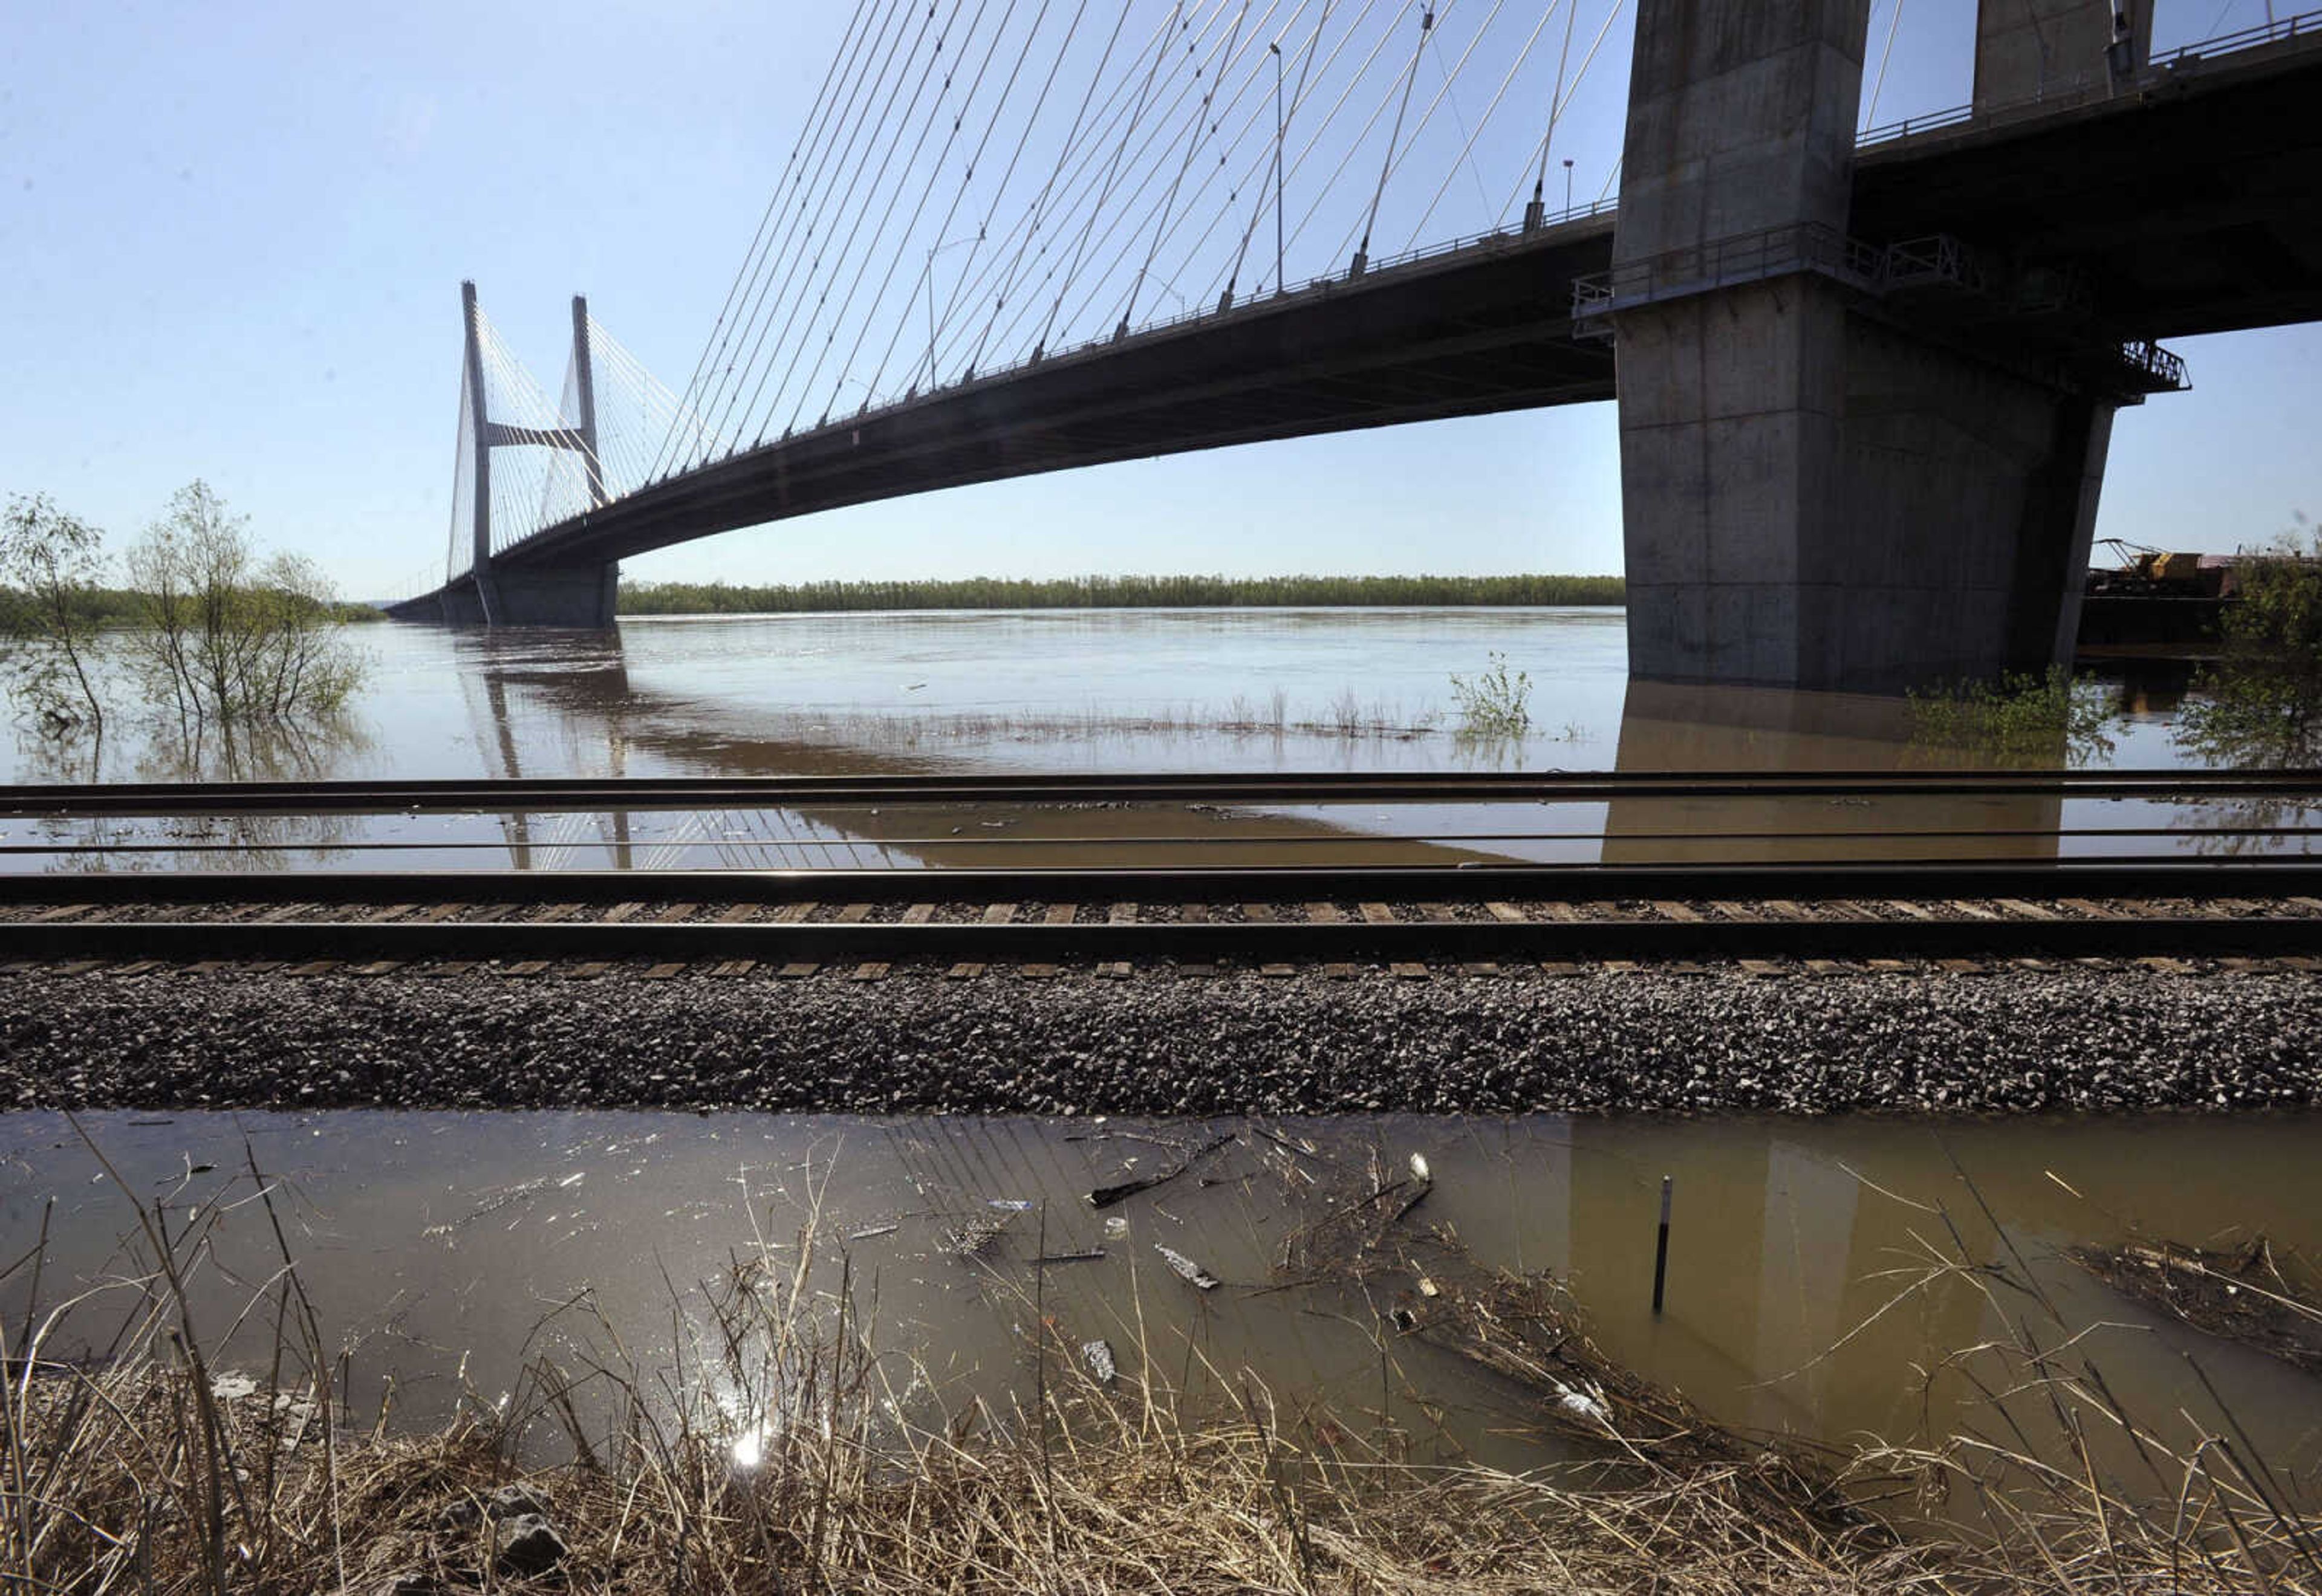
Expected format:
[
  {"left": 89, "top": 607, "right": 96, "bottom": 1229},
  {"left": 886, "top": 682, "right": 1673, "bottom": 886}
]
[{"left": 5, "top": 962, "right": 2320, "bottom": 1116}]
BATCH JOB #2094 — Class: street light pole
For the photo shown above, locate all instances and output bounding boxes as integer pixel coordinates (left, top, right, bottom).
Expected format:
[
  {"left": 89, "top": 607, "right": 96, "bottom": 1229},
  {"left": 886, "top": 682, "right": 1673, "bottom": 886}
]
[
  {"left": 1563, "top": 158, "right": 1574, "bottom": 216},
  {"left": 1270, "top": 42, "right": 1285, "bottom": 294}
]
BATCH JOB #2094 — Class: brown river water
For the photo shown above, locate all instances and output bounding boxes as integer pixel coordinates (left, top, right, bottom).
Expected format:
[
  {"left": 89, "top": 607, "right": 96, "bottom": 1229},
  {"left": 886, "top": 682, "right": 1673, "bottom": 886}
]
[
  {"left": 5, "top": 1110, "right": 2318, "bottom": 1494},
  {"left": 2, "top": 609, "right": 2305, "bottom": 870}
]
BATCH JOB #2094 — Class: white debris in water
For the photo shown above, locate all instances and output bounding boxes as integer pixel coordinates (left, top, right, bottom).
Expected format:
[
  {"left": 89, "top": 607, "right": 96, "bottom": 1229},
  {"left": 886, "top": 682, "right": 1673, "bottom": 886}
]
[
  {"left": 986, "top": 1198, "right": 1033, "bottom": 1212},
  {"left": 848, "top": 1222, "right": 899, "bottom": 1241},
  {"left": 1081, "top": 1340, "right": 1117, "bottom": 1384},
  {"left": 1409, "top": 1153, "right": 1431, "bottom": 1182},
  {"left": 1553, "top": 1383, "right": 1610, "bottom": 1426},
  {"left": 1154, "top": 1245, "right": 1218, "bottom": 1290},
  {"left": 1104, "top": 1215, "right": 1130, "bottom": 1239}
]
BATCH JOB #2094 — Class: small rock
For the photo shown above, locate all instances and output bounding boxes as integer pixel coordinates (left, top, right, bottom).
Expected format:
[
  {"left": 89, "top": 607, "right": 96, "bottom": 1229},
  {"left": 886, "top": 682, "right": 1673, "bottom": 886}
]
[
  {"left": 487, "top": 1483, "right": 552, "bottom": 1520},
  {"left": 494, "top": 1513, "right": 568, "bottom": 1577}
]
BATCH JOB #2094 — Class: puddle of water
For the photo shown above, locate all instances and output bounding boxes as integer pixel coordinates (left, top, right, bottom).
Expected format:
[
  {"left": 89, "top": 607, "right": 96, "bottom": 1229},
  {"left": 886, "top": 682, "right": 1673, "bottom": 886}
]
[{"left": 5, "top": 1111, "right": 2318, "bottom": 1493}]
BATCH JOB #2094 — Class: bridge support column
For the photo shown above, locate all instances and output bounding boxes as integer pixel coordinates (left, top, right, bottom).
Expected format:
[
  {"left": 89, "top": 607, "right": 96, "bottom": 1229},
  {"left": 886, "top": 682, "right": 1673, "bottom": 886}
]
[{"left": 1610, "top": 0, "right": 2141, "bottom": 692}]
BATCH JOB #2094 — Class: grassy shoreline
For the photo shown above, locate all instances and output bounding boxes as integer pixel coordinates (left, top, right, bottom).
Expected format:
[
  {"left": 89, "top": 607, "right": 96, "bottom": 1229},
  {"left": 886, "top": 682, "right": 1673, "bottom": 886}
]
[{"left": 617, "top": 572, "right": 1625, "bottom": 615}]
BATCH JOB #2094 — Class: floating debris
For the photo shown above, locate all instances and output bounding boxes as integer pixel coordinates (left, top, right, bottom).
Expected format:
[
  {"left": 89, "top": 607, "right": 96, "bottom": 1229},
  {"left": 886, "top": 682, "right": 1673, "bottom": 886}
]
[
  {"left": 1103, "top": 1216, "right": 1130, "bottom": 1240},
  {"left": 847, "top": 1222, "right": 900, "bottom": 1241},
  {"left": 1088, "top": 1132, "right": 1234, "bottom": 1210},
  {"left": 1408, "top": 1152, "right": 1431, "bottom": 1182},
  {"left": 985, "top": 1198, "right": 1035, "bottom": 1212},
  {"left": 2069, "top": 1234, "right": 2322, "bottom": 1375},
  {"left": 1154, "top": 1244, "right": 1219, "bottom": 1291},
  {"left": 945, "top": 1214, "right": 1013, "bottom": 1256},
  {"left": 1035, "top": 1248, "right": 1105, "bottom": 1265},
  {"left": 1081, "top": 1339, "right": 1117, "bottom": 1384}
]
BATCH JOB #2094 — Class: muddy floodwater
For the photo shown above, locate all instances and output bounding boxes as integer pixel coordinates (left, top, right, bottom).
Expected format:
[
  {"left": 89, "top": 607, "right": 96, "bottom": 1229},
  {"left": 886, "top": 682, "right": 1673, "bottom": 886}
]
[
  {"left": 7, "top": 1110, "right": 2318, "bottom": 1495},
  {"left": 7, "top": 609, "right": 2311, "bottom": 871}
]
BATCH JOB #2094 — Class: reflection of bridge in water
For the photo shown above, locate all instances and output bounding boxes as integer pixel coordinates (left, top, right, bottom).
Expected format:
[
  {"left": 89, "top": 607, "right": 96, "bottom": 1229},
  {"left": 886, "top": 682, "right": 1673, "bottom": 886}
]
[{"left": 449, "top": 629, "right": 2104, "bottom": 874}]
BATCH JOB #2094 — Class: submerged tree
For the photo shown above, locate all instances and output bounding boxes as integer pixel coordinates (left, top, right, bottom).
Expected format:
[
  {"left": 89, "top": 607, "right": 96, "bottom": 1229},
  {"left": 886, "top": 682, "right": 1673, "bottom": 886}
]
[
  {"left": 0, "top": 492, "right": 109, "bottom": 735},
  {"left": 2175, "top": 519, "right": 2322, "bottom": 768},
  {"left": 124, "top": 481, "right": 364, "bottom": 725}
]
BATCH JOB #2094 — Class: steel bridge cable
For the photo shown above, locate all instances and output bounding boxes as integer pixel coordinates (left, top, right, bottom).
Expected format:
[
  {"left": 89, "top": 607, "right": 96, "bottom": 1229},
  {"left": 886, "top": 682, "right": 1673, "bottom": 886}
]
[
  {"left": 949, "top": 4, "right": 1218, "bottom": 369},
  {"left": 1355, "top": 3, "right": 1436, "bottom": 264},
  {"left": 1400, "top": 0, "right": 1558, "bottom": 249},
  {"left": 1491, "top": 0, "right": 1625, "bottom": 225},
  {"left": 1327, "top": 0, "right": 1509, "bottom": 271},
  {"left": 946, "top": 3, "right": 1154, "bottom": 366},
  {"left": 686, "top": 0, "right": 917, "bottom": 458},
  {"left": 1030, "top": 1, "right": 1285, "bottom": 355},
  {"left": 1032, "top": 0, "right": 1197, "bottom": 359},
  {"left": 1101, "top": 0, "right": 1309, "bottom": 322},
  {"left": 653, "top": 0, "right": 880, "bottom": 479},
  {"left": 903, "top": 0, "right": 1098, "bottom": 389},
  {"left": 1119, "top": 1, "right": 1252, "bottom": 331},
  {"left": 695, "top": 0, "right": 935, "bottom": 455},
  {"left": 671, "top": 0, "right": 903, "bottom": 468},
  {"left": 1063, "top": 0, "right": 1287, "bottom": 341},
  {"left": 984, "top": 0, "right": 1385, "bottom": 361},
  {"left": 732, "top": 1, "right": 962, "bottom": 441},
  {"left": 1220, "top": 0, "right": 1335, "bottom": 298},
  {"left": 815, "top": 0, "right": 1027, "bottom": 411},
  {"left": 697, "top": 0, "right": 935, "bottom": 455},
  {"left": 1861, "top": 0, "right": 1903, "bottom": 131},
  {"left": 1530, "top": 0, "right": 1578, "bottom": 204},
  {"left": 1177, "top": 0, "right": 1394, "bottom": 307},
  {"left": 861, "top": 0, "right": 1074, "bottom": 398},
  {"left": 769, "top": 0, "right": 1019, "bottom": 436},
  {"left": 1247, "top": 0, "right": 1417, "bottom": 268}
]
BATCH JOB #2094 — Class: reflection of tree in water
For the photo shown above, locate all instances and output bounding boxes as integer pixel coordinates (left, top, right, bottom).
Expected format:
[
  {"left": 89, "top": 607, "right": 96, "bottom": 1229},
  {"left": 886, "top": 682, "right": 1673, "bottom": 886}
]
[
  {"left": 16, "top": 714, "right": 368, "bottom": 871},
  {"left": 2165, "top": 530, "right": 2322, "bottom": 853}
]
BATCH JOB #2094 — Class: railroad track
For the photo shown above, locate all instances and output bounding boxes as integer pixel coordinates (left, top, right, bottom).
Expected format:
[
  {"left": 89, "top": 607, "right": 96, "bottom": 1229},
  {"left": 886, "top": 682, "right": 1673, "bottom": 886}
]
[
  {"left": 5, "top": 772, "right": 2321, "bottom": 972},
  {"left": 7, "top": 864, "right": 2322, "bottom": 972}
]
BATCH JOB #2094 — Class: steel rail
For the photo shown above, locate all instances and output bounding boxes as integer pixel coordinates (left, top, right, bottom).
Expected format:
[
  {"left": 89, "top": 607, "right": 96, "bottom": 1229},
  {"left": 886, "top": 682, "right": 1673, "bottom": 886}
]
[
  {"left": 7, "top": 824, "right": 2322, "bottom": 857},
  {"left": 4, "top": 858, "right": 2322, "bottom": 907},
  {"left": 4, "top": 769, "right": 2321, "bottom": 817},
  {"left": 10, "top": 913, "right": 2322, "bottom": 965}
]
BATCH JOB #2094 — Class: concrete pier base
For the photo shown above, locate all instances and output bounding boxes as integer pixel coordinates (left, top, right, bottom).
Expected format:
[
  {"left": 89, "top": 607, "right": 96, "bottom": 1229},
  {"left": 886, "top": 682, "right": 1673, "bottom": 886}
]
[{"left": 404, "top": 563, "right": 619, "bottom": 628}]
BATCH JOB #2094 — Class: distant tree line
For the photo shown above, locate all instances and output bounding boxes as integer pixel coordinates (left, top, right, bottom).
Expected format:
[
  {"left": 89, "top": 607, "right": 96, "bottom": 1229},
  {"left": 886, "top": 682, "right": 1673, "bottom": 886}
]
[
  {"left": 619, "top": 573, "right": 1626, "bottom": 615},
  {"left": 0, "top": 585, "right": 380, "bottom": 631}
]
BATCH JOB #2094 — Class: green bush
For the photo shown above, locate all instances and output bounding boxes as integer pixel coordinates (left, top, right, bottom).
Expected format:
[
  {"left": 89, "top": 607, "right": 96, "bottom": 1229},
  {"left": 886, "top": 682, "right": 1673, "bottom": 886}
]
[
  {"left": 1449, "top": 650, "right": 1532, "bottom": 738},
  {"left": 1907, "top": 664, "right": 2118, "bottom": 766},
  {"left": 2174, "top": 521, "right": 2322, "bottom": 767}
]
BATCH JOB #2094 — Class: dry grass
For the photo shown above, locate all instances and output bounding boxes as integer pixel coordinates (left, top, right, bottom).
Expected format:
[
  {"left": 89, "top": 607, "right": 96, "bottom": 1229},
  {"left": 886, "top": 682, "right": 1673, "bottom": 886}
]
[{"left": 7, "top": 1133, "right": 2322, "bottom": 1594}]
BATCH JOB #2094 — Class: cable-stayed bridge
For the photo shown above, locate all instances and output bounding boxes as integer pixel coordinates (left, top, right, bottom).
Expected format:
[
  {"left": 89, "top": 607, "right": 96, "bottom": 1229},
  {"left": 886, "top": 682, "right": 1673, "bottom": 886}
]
[{"left": 390, "top": 0, "right": 2322, "bottom": 690}]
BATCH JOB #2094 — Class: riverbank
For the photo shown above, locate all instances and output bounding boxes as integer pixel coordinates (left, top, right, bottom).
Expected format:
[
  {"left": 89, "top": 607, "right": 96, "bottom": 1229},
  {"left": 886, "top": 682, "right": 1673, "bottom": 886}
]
[
  {"left": 6, "top": 959, "right": 2317, "bottom": 1114},
  {"left": 617, "top": 571, "right": 1627, "bottom": 614}
]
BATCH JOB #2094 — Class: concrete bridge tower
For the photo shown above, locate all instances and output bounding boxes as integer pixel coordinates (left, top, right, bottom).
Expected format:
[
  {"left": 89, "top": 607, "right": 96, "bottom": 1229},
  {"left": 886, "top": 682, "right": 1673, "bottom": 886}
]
[
  {"left": 446, "top": 281, "right": 620, "bottom": 628},
  {"left": 1610, "top": 0, "right": 2169, "bottom": 691}
]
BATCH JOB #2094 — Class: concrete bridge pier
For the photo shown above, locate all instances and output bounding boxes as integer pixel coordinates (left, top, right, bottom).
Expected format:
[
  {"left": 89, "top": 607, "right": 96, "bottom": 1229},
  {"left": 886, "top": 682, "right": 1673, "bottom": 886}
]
[
  {"left": 424, "top": 563, "right": 619, "bottom": 628},
  {"left": 1611, "top": 0, "right": 2153, "bottom": 693}
]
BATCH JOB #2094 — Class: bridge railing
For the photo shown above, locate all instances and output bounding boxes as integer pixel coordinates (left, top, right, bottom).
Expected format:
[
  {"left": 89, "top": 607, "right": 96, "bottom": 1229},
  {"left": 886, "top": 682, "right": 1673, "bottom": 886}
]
[{"left": 1858, "top": 7, "right": 2322, "bottom": 149}]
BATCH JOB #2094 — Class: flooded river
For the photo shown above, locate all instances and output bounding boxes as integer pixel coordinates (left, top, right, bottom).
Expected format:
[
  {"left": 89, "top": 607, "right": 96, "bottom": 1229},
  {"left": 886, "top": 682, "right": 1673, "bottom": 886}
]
[
  {"left": 7, "top": 1110, "right": 2318, "bottom": 1494},
  {"left": 5, "top": 609, "right": 2306, "bottom": 871}
]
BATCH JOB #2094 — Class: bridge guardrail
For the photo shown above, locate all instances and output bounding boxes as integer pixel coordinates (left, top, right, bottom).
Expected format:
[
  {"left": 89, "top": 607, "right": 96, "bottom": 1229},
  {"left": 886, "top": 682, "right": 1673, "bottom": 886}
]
[{"left": 1858, "top": 7, "right": 2321, "bottom": 149}]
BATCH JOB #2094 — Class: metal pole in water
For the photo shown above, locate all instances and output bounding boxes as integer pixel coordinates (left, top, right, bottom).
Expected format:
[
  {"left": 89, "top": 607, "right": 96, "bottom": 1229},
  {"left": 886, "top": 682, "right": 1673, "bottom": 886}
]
[{"left": 1651, "top": 1176, "right": 1673, "bottom": 1315}]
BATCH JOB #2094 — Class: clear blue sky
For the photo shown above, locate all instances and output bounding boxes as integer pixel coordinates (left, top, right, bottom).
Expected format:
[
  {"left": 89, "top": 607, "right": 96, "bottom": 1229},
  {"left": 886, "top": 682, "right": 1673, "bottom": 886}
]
[{"left": 3, "top": 0, "right": 2311, "bottom": 600}]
